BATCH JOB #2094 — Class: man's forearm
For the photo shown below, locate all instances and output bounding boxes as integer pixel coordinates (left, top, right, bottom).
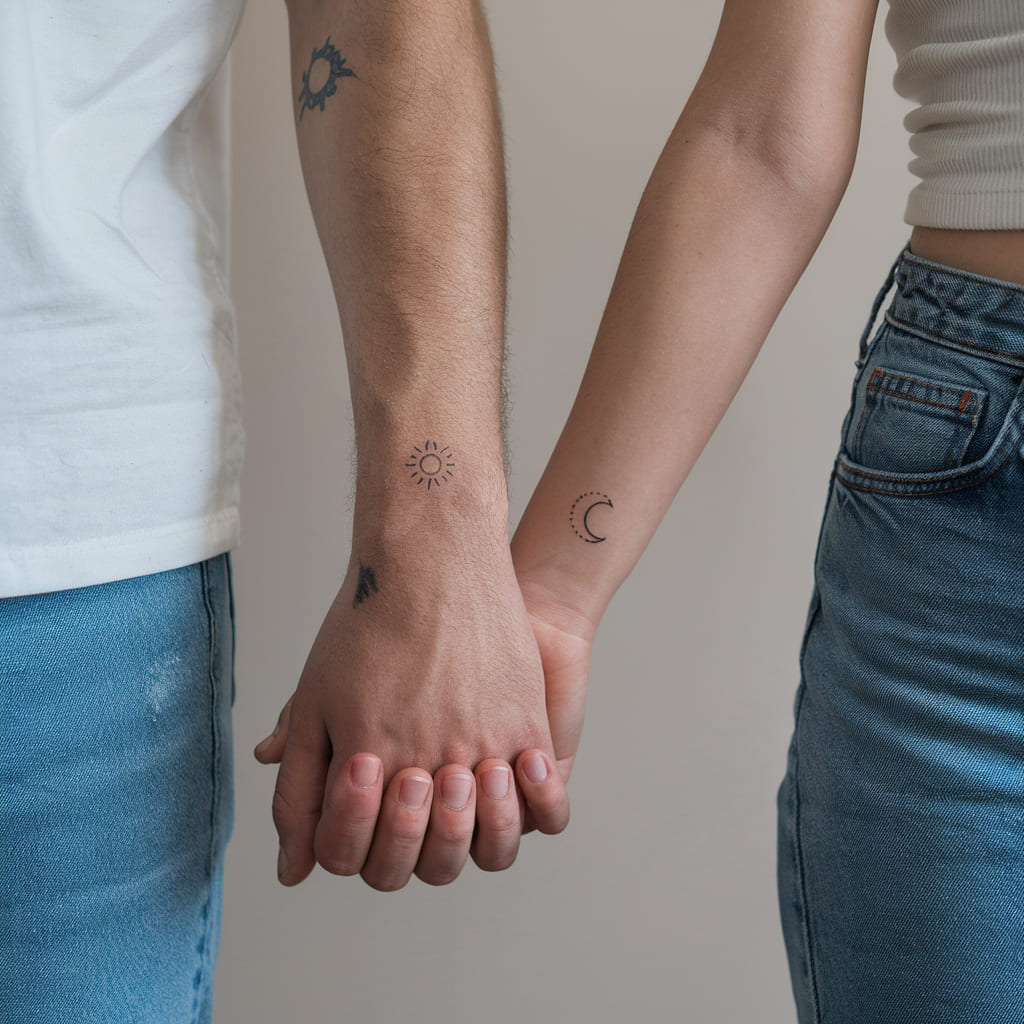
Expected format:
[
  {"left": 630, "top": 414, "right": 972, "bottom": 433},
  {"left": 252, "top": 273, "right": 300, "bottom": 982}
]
[
  {"left": 268, "top": 1, "right": 572, "bottom": 890},
  {"left": 284, "top": 0, "right": 509, "bottom": 537}
]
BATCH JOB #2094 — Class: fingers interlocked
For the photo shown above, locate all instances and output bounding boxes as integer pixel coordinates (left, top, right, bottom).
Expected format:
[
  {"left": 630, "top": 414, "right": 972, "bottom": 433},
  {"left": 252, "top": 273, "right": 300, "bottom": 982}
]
[
  {"left": 309, "top": 756, "right": 530, "bottom": 889},
  {"left": 260, "top": 730, "right": 570, "bottom": 890}
]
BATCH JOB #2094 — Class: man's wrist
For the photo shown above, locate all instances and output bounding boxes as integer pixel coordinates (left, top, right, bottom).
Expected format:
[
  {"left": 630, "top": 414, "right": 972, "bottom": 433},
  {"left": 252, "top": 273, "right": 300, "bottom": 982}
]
[{"left": 352, "top": 436, "right": 509, "bottom": 549}]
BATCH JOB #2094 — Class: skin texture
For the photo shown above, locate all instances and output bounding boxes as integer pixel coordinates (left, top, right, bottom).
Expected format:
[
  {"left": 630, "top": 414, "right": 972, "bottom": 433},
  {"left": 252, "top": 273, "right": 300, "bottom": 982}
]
[
  {"left": 258, "top": 0, "right": 569, "bottom": 890},
  {"left": 911, "top": 227, "right": 1024, "bottom": 287}
]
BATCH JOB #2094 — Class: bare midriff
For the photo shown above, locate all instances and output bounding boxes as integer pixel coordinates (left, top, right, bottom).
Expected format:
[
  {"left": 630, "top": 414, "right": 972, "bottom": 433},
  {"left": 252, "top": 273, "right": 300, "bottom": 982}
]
[{"left": 909, "top": 228, "right": 1024, "bottom": 288}]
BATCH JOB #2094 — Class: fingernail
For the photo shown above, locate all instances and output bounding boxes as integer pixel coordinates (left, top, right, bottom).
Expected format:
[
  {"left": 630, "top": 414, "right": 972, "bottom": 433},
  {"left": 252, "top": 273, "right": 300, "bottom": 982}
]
[
  {"left": 522, "top": 752, "right": 548, "bottom": 785},
  {"left": 277, "top": 846, "right": 288, "bottom": 880},
  {"left": 350, "top": 755, "right": 380, "bottom": 789},
  {"left": 441, "top": 773, "right": 474, "bottom": 810},
  {"left": 399, "top": 776, "right": 430, "bottom": 809},
  {"left": 481, "top": 765, "right": 511, "bottom": 800}
]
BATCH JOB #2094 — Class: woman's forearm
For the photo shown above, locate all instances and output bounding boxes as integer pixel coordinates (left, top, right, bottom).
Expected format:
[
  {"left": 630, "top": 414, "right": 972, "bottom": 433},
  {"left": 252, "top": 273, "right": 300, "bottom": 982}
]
[
  {"left": 512, "top": 0, "right": 878, "bottom": 630},
  {"left": 512, "top": 122, "right": 850, "bottom": 630}
]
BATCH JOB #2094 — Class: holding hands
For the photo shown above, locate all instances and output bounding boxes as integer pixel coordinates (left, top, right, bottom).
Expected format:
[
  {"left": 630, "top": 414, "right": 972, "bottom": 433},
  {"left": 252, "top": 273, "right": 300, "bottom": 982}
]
[
  {"left": 265, "top": 0, "right": 607, "bottom": 891},
  {"left": 254, "top": 528, "right": 592, "bottom": 890}
]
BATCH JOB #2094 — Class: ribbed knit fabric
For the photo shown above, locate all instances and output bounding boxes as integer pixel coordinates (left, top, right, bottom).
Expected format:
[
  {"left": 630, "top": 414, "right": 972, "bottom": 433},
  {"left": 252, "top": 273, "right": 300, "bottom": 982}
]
[{"left": 886, "top": 0, "right": 1024, "bottom": 229}]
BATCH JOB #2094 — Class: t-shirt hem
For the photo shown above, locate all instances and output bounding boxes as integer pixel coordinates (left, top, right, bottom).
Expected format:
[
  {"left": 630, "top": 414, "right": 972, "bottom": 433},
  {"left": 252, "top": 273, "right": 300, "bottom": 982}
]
[{"left": 0, "top": 509, "right": 240, "bottom": 598}]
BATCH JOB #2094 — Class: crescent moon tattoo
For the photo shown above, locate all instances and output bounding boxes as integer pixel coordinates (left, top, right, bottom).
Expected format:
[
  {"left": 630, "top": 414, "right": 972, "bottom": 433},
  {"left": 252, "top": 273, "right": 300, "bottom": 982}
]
[{"left": 570, "top": 492, "right": 613, "bottom": 544}]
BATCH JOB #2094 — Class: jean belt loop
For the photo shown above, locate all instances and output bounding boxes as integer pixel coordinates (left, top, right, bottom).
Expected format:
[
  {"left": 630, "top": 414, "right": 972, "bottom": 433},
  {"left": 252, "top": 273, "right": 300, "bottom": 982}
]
[{"left": 856, "top": 245, "right": 906, "bottom": 366}]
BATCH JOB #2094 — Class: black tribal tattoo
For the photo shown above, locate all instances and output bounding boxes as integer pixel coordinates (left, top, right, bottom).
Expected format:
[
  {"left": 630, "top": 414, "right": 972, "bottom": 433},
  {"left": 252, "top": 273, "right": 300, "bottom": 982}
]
[
  {"left": 406, "top": 441, "right": 455, "bottom": 490},
  {"left": 297, "top": 37, "right": 357, "bottom": 119},
  {"left": 353, "top": 562, "right": 378, "bottom": 607},
  {"left": 570, "top": 492, "right": 613, "bottom": 544}
]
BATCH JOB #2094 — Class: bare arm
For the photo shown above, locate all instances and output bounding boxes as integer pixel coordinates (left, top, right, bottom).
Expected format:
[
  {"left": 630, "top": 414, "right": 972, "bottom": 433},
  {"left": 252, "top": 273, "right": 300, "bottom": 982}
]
[
  {"left": 512, "top": 0, "right": 880, "bottom": 776},
  {"left": 288, "top": 0, "right": 507, "bottom": 483},
  {"left": 264, "top": 0, "right": 568, "bottom": 890}
]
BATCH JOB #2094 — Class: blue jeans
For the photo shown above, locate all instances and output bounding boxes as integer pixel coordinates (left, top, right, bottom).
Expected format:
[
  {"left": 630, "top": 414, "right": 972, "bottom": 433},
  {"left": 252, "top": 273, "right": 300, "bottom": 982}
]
[
  {"left": 777, "top": 249, "right": 1024, "bottom": 1022},
  {"left": 1, "top": 555, "right": 235, "bottom": 1023}
]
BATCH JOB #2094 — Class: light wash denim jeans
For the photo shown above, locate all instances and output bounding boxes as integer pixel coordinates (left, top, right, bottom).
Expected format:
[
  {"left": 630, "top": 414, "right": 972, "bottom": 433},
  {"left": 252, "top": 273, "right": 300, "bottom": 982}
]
[
  {"left": 1, "top": 555, "right": 235, "bottom": 1023},
  {"left": 778, "top": 249, "right": 1024, "bottom": 1023}
]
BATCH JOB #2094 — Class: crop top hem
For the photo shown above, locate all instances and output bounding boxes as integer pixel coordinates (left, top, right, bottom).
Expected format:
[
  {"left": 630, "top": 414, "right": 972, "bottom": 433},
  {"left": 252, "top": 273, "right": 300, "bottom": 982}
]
[{"left": 905, "top": 186, "right": 1024, "bottom": 230}]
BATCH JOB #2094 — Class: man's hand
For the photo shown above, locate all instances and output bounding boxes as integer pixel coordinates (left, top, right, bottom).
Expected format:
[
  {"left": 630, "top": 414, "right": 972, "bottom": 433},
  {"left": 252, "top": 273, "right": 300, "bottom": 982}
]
[{"left": 255, "top": 537, "right": 570, "bottom": 890}]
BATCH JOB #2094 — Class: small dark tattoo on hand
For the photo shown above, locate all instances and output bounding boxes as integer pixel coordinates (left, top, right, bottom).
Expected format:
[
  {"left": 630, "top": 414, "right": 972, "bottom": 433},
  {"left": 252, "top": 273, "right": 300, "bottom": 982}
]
[
  {"left": 570, "top": 492, "right": 613, "bottom": 543},
  {"left": 353, "top": 562, "right": 378, "bottom": 607},
  {"left": 298, "top": 36, "right": 357, "bottom": 119},
  {"left": 406, "top": 441, "right": 455, "bottom": 490}
]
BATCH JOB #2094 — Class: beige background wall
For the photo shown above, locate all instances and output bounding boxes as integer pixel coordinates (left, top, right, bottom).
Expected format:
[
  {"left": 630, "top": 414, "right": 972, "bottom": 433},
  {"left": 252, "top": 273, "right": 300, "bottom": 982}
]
[{"left": 220, "top": 2, "right": 913, "bottom": 1020}]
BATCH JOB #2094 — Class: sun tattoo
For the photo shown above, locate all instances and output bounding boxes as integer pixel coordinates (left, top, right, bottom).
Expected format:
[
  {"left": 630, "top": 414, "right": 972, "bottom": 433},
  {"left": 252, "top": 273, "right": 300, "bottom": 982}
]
[
  {"left": 406, "top": 441, "right": 455, "bottom": 490},
  {"left": 297, "top": 36, "right": 357, "bottom": 120}
]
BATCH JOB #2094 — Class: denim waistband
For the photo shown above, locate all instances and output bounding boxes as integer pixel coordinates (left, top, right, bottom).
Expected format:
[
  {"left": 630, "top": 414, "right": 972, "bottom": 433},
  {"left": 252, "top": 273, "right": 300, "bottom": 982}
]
[{"left": 884, "top": 247, "right": 1024, "bottom": 367}]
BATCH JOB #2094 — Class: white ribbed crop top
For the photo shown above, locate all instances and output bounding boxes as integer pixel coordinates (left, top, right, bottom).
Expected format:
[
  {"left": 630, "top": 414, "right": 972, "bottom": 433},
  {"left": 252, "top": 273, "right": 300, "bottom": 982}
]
[{"left": 885, "top": 0, "right": 1024, "bottom": 229}]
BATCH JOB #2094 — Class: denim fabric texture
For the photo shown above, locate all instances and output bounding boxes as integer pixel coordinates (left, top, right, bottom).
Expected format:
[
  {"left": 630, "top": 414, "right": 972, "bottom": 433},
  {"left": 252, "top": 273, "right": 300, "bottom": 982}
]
[
  {"left": 0, "top": 555, "right": 235, "bottom": 1023},
  {"left": 777, "top": 249, "right": 1024, "bottom": 1023}
]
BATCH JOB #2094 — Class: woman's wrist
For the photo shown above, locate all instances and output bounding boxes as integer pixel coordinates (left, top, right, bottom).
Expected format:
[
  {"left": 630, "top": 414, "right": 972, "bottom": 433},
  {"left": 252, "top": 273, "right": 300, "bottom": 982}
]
[{"left": 511, "top": 512, "right": 617, "bottom": 640}]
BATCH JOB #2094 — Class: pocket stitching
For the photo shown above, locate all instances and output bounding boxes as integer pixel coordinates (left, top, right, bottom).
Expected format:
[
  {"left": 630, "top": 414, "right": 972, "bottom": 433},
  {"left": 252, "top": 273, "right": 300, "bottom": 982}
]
[
  {"left": 848, "top": 364, "right": 987, "bottom": 474},
  {"left": 865, "top": 367, "right": 984, "bottom": 417},
  {"left": 835, "top": 440, "right": 1017, "bottom": 496}
]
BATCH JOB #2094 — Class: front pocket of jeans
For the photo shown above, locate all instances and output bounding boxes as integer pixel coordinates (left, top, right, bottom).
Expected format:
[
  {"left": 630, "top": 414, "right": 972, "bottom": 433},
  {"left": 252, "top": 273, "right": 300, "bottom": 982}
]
[
  {"left": 833, "top": 320, "right": 1024, "bottom": 496},
  {"left": 847, "top": 366, "right": 986, "bottom": 474}
]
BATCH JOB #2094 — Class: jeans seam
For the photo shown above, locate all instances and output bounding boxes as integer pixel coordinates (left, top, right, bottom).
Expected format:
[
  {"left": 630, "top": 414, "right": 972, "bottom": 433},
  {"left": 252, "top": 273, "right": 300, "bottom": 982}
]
[
  {"left": 224, "top": 552, "right": 237, "bottom": 707},
  {"left": 791, "top": 459, "right": 832, "bottom": 1024},
  {"left": 793, "top": 604, "right": 824, "bottom": 1024},
  {"left": 191, "top": 558, "right": 220, "bottom": 1023},
  {"left": 884, "top": 312, "right": 1024, "bottom": 370}
]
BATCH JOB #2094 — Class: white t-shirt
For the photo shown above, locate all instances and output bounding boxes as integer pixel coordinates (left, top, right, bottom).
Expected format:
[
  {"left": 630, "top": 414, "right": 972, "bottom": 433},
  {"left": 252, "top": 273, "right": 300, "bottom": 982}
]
[{"left": 0, "top": 0, "right": 246, "bottom": 597}]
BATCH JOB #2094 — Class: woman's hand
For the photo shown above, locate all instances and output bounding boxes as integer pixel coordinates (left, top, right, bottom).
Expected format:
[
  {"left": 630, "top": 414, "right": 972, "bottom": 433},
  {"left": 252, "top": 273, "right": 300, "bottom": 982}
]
[{"left": 516, "top": 573, "right": 597, "bottom": 789}]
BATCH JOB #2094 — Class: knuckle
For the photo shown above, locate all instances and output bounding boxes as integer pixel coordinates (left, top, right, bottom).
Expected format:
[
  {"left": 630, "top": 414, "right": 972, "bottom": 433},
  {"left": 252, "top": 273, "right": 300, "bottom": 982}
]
[
  {"left": 529, "top": 789, "right": 565, "bottom": 817},
  {"left": 343, "top": 809, "right": 380, "bottom": 834},
  {"left": 323, "top": 782, "right": 374, "bottom": 813},
  {"left": 317, "top": 854, "right": 362, "bottom": 877},
  {"left": 272, "top": 788, "right": 318, "bottom": 832},
  {"left": 432, "top": 824, "right": 471, "bottom": 848},
  {"left": 388, "top": 824, "right": 426, "bottom": 850},
  {"left": 524, "top": 793, "right": 558, "bottom": 819},
  {"left": 322, "top": 799, "right": 379, "bottom": 833},
  {"left": 474, "top": 846, "right": 518, "bottom": 873},
  {"left": 483, "top": 809, "right": 520, "bottom": 837},
  {"left": 439, "top": 747, "right": 476, "bottom": 770},
  {"left": 417, "top": 864, "right": 461, "bottom": 887},
  {"left": 314, "top": 818, "right": 376, "bottom": 861},
  {"left": 362, "top": 869, "right": 409, "bottom": 893},
  {"left": 539, "top": 813, "right": 570, "bottom": 836}
]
